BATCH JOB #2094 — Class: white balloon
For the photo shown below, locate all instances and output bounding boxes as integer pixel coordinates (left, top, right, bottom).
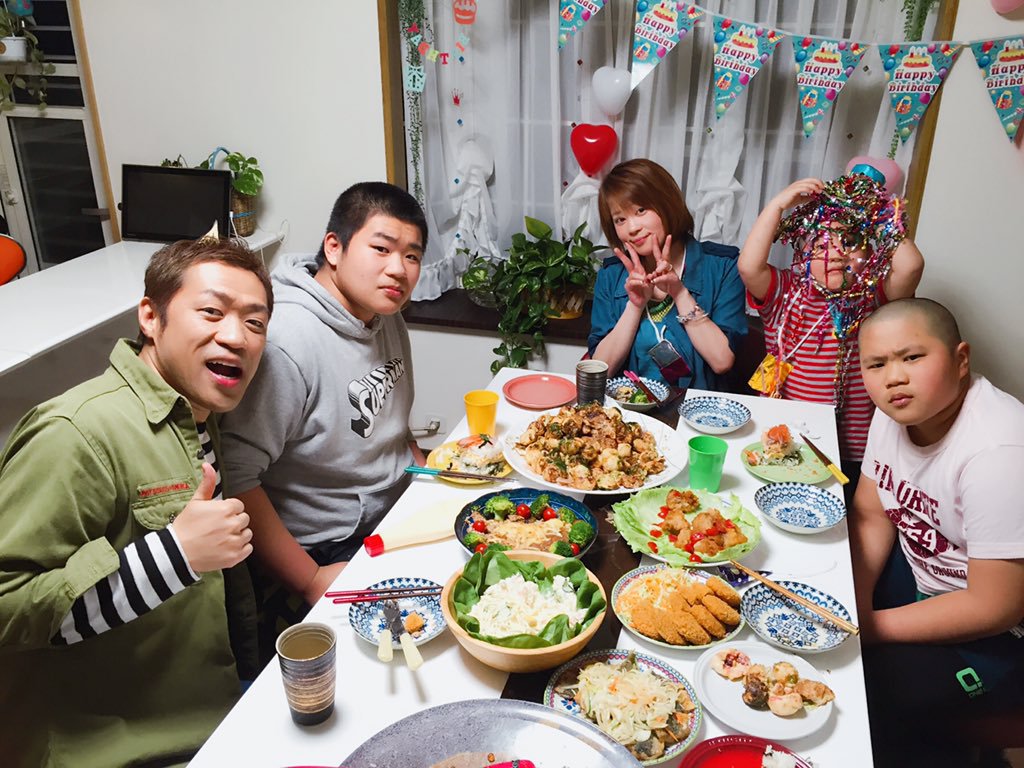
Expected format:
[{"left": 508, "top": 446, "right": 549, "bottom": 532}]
[{"left": 591, "top": 66, "right": 632, "bottom": 117}]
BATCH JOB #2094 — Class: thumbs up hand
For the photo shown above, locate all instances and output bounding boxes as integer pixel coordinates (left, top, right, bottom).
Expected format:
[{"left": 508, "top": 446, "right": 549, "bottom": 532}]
[{"left": 171, "top": 463, "right": 253, "bottom": 573}]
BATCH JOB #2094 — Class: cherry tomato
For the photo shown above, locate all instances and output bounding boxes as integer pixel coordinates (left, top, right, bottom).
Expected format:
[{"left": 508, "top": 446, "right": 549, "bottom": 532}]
[
  {"left": 724, "top": 520, "right": 736, "bottom": 529},
  {"left": 689, "top": 553, "right": 703, "bottom": 563},
  {"left": 474, "top": 543, "right": 488, "bottom": 553},
  {"left": 690, "top": 532, "right": 706, "bottom": 543},
  {"left": 657, "top": 508, "right": 669, "bottom": 519},
  {"left": 571, "top": 543, "right": 581, "bottom": 555},
  {"left": 683, "top": 542, "right": 695, "bottom": 553},
  {"left": 649, "top": 528, "right": 663, "bottom": 538},
  {"left": 647, "top": 541, "right": 659, "bottom": 554},
  {"left": 668, "top": 534, "right": 678, "bottom": 543},
  {"left": 542, "top": 507, "right": 557, "bottom": 520},
  {"left": 516, "top": 504, "right": 531, "bottom": 518},
  {"left": 472, "top": 520, "right": 487, "bottom": 532}
]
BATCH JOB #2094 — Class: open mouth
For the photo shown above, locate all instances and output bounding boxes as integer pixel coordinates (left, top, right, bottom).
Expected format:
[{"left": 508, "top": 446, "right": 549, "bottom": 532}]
[{"left": 207, "top": 361, "right": 243, "bottom": 386}]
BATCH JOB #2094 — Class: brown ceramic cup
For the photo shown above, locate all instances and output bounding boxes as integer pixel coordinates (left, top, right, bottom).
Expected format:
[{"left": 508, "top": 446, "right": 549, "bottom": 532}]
[{"left": 276, "top": 622, "right": 337, "bottom": 725}]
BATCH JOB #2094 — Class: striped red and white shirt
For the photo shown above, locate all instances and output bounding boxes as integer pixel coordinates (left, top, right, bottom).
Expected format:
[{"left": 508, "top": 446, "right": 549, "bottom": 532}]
[{"left": 749, "top": 267, "right": 883, "bottom": 463}]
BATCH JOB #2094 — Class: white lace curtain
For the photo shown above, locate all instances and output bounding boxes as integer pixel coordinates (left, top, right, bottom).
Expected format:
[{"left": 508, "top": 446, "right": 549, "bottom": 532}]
[{"left": 407, "top": 0, "right": 936, "bottom": 300}]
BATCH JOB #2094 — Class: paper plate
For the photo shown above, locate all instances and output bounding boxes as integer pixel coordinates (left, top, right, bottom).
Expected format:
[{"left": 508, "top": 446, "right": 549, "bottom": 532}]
[
  {"left": 741, "top": 581, "right": 852, "bottom": 654},
  {"left": 679, "top": 734, "right": 813, "bottom": 767},
  {"left": 426, "top": 440, "right": 512, "bottom": 485},
  {"left": 347, "top": 576, "right": 445, "bottom": 650},
  {"left": 502, "top": 374, "right": 577, "bottom": 410},
  {"left": 693, "top": 641, "right": 835, "bottom": 742},
  {"left": 754, "top": 482, "right": 846, "bottom": 534},
  {"left": 740, "top": 442, "right": 830, "bottom": 485},
  {"left": 679, "top": 396, "right": 752, "bottom": 435}
]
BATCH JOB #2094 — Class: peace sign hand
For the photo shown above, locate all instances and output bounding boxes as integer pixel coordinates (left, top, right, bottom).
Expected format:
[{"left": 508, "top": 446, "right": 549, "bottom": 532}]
[
  {"left": 614, "top": 243, "right": 654, "bottom": 308},
  {"left": 648, "top": 234, "right": 683, "bottom": 299}
]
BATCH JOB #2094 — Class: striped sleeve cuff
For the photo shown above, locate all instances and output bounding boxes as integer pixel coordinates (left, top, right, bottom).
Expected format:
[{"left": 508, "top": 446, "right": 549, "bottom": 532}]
[{"left": 52, "top": 528, "right": 200, "bottom": 646}]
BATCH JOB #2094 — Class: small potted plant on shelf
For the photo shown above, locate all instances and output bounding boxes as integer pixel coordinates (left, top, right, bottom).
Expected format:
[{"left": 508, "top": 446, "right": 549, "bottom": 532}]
[
  {"left": 463, "top": 216, "right": 603, "bottom": 373},
  {"left": 0, "top": 6, "right": 53, "bottom": 111},
  {"left": 198, "top": 148, "right": 264, "bottom": 236}
]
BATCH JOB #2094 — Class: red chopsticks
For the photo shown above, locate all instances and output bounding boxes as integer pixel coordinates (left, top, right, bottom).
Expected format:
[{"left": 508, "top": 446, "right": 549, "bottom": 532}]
[{"left": 325, "top": 585, "right": 442, "bottom": 605}]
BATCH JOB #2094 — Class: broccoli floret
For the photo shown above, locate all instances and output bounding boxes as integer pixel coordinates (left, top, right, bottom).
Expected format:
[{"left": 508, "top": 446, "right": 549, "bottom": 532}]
[
  {"left": 529, "top": 493, "right": 551, "bottom": 519},
  {"left": 471, "top": 503, "right": 493, "bottom": 520},
  {"left": 483, "top": 495, "right": 514, "bottom": 519},
  {"left": 558, "top": 507, "right": 576, "bottom": 524},
  {"left": 550, "top": 540, "right": 575, "bottom": 557},
  {"left": 462, "top": 532, "right": 485, "bottom": 548},
  {"left": 485, "top": 542, "right": 509, "bottom": 552},
  {"left": 568, "top": 520, "right": 595, "bottom": 546}
]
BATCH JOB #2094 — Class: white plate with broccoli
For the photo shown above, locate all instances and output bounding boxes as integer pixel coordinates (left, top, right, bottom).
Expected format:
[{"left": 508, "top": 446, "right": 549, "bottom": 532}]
[{"left": 455, "top": 488, "right": 598, "bottom": 559}]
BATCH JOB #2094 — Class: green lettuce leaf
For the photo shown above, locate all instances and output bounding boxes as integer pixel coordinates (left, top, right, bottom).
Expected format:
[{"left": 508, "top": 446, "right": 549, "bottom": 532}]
[
  {"left": 450, "top": 550, "right": 606, "bottom": 648},
  {"left": 612, "top": 487, "right": 761, "bottom": 567}
]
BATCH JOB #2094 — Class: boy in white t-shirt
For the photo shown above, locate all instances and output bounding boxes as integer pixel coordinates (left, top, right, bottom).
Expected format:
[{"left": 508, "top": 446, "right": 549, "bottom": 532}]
[{"left": 852, "top": 297, "right": 1024, "bottom": 767}]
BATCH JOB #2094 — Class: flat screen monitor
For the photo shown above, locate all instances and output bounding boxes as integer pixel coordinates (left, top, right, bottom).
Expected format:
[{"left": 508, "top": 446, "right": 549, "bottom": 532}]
[{"left": 121, "top": 164, "right": 232, "bottom": 242}]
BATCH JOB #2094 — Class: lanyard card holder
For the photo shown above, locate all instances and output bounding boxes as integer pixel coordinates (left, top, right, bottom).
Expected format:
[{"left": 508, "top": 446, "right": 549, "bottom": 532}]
[{"left": 648, "top": 339, "right": 691, "bottom": 383}]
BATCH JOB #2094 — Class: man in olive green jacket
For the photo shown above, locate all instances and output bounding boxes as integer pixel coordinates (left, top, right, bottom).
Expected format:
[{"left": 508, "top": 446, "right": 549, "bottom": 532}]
[{"left": 0, "top": 238, "right": 272, "bottom": 768}]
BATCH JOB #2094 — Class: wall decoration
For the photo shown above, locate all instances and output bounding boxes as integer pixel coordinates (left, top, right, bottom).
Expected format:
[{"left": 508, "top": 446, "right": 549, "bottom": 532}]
[
  {"left": 794, "top": 37, "right": 868, "bottom": 137},
  {"left": 970, "top": 36, "right": 1024, "bottom": 142},
  {"left": 559, "top": 0, "right": 606, "bottom": 49},
  {"left": 592, "top": 66, "right": 632, "bottom": 116},
  {"left": 569, "top": 123, "right": 618, "bottom": 175},
  {"left": 882, "top": 42, "right": 962, "bottom": 143},
  {"left": 711, "top": 17, "right": 785, "bottom": 120},
  {"left": 453, "top": 0, "right": 476, "bottom": 25},
  {"left": 630, "top": 2, "right": 704, "bottom": 89}
]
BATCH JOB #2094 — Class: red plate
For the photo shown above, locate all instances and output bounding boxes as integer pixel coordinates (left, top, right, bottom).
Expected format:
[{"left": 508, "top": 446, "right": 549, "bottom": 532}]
[
  {"left": 677, "top": 735, "right": 811, "bottom": 768},
  {"left": 502, "top": 374, "right": 576, "bottom": 410}
]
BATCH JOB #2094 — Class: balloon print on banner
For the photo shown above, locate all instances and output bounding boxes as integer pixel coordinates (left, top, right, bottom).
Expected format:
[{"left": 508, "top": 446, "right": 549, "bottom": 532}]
[
  {"left": 558, "top": 0, "right": 606, "bottom": 49},
  {"left": 794, "top": 37, "right": 869, "bottom": 137},
  {"left": 631, "top": 2, "right": 705, "bottom": 89},
  {"left": 970, "top": 36, "right": 1024, "bottom": 141},
  {"left": 711, "top": 16, "right": 785, "bottom": 120},
  {"left": 882, "top": 42, "right": 962, "bottom": 143}
]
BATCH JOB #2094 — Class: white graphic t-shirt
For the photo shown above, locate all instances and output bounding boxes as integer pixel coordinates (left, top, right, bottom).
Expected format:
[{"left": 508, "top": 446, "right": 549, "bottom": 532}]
[{"left": 861, "top": 375, "right": 1024, "bottom": 596}]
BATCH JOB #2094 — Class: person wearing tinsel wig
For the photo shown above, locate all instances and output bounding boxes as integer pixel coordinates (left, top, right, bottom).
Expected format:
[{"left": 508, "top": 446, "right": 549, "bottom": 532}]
[{"left": 738, "top": 167, "right": 924, "bottom": 485}]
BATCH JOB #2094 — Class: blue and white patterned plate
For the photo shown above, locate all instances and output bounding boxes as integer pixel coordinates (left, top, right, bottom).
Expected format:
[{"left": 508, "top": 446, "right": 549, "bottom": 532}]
[
  {"left": 347, "top": 577, "right": 445, "bottom": 650},
  {"left": 679, "top": 396, "right": 751, "bottom": 434},
  {"left": 606, "top": 376, "right": 670, "bottom": 412},
  {"left": 611, "top": 564, "right": 745, "bottom": 650},
  {"left": 544, "top": 649, "right": 703, "bottom": 766},
  {"left": 754, "top": 483, "right": 847, "bottom": 535},
  {"left": 741, "top": 581, "right": 852, "bottom": 654}
]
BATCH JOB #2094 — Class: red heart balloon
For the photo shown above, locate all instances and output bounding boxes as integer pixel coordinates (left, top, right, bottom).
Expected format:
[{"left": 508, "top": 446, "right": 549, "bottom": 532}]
[{"left": 570, "top": 124, "right": 618, "bottom": 176}]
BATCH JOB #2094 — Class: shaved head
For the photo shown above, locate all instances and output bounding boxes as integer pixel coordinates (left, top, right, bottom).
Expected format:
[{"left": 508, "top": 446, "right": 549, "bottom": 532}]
[{"left": 861, "top": 298, "right": 962, "bottom": 352}]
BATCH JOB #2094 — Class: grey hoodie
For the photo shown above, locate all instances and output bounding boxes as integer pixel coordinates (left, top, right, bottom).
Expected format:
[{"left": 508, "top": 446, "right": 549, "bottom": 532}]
[{"left": 220, "top": 253, "right": 414, "bottom": 547}]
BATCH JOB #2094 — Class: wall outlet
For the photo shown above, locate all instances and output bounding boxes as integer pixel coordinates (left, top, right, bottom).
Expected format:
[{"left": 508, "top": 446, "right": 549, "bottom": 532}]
[{"left": 424, "top": 414, "right": 444, "bottom": 435}]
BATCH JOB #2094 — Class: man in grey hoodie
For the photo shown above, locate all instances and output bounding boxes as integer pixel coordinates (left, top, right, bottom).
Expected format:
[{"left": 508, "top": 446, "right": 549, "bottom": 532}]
[{"left": 220, "top": 183, "right": 426, "bottom": 625}]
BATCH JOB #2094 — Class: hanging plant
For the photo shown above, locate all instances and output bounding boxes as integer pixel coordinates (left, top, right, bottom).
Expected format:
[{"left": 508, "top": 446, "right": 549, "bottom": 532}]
[{"left": 398, "top": 0, "right": 428, "bottom": 202}]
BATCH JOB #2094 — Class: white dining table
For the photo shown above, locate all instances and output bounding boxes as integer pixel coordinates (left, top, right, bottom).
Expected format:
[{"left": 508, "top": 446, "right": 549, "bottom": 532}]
[{"left": 189, "top": 369, "right": 873, "bottom": 768}]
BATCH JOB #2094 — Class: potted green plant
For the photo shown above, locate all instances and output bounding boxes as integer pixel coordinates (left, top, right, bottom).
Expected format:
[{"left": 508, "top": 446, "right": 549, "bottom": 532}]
[
  {"left": 0, "top": 7, "right": 53, "bottom": 110},
  {"left": 196, "top": 148, "right": 264, "bottom": 236},
  {"left": 463, "top": 216, "right": 603, "bottom": 373}
]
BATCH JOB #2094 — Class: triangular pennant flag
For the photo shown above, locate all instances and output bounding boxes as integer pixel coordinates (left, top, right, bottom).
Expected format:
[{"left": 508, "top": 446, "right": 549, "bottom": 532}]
[
  {"left": 970, "top": 35, "right": 1024, "bottom": 141},
  {"left": 630, "top": 3, "right": 705, "bottom": 89},
  {"left": 794, "top": 36, "right": 869, "bottom": 137},
  {"left": 881, "top": 42, "right": 962, "bottom": 143},
  {"left": 558, "top": 0, "right": 606, "bottom": 49},
  {"left": 711, "top": 17, "right": 785, "bottom": 120}
]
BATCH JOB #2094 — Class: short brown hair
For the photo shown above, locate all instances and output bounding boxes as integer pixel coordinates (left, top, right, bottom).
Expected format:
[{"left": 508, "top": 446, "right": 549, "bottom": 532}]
[
  {"left": 598, "top": 159, "right": 695, "bottom": 254},
  {"left": 143, "top": 238, "right": 273, "bottom": 328}
]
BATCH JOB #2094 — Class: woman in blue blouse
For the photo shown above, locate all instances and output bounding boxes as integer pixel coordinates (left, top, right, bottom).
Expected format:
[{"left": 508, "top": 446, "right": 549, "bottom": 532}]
[{"left": 588, "top": 159, "right": 746, "bottom": 391}]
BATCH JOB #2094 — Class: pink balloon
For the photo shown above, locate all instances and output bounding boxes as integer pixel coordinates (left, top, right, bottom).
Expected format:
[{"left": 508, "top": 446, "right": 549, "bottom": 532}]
[
  {"left": 825, "top": 88, "right": 837, "bottom": 101},
  {"left": 919, "top": 92, "right": 931, "bottom": 105},
  {"left": 739, "top": 73, "right": 750, "bottom": 85},
  {"left": 846, "top": 156, "right": 904, "bottom": 194},
  {"left": 991, "top": 0, "right": 1024, "bottom": 12}
]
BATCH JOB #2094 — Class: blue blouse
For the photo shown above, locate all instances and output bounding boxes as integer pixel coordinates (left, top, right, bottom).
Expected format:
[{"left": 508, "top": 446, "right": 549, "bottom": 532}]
[{"left": 587, "top": 238, "right": 747, "bottom": 391}]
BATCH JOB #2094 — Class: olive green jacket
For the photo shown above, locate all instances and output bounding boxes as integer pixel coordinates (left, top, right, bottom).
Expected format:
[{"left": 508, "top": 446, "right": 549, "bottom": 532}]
[{"left": 0, "top": 340, "right": 257, "bottom": 768}]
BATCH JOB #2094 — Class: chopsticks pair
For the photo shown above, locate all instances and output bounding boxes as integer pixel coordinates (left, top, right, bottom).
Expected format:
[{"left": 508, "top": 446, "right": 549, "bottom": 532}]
[
  {"left": 728, "top": 560, "right": 860, "bottom": 636},
  {"left": 326, "top": 584, "right": 442, "bottom": 605},
  {"left": 405, "top": 465, "right": 514, "bottom": 483},
  {"left": 623, "top": 369, "right": 664, "bottom": 405}
]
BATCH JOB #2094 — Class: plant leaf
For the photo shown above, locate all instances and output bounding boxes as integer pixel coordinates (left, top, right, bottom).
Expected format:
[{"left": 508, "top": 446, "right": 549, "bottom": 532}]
[{"left": 524, "top": 216, "right": 552, "bottom": 240}]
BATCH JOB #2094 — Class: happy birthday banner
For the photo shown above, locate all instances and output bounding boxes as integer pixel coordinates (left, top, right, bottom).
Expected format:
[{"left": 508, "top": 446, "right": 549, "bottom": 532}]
[{"left": 555, "top": 1, "right": 1024, "bottom": 143}]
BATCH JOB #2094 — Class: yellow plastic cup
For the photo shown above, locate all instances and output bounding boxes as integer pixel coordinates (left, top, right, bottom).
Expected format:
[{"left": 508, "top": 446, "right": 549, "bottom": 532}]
[{"left": 464, "top": 390, "right": 499, "bottom": 437}]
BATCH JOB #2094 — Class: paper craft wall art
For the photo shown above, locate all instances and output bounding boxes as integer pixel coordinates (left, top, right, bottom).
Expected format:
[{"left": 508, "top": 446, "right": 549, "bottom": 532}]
[
  {"left": 559, "top": 0, "right": 606, "bottom": 49},
  {"left": 711, "top": 17, "right": 785, "bottom": 120},
  {"left": 630, "top": 2, "right": 704, "bottom": 89},
  {"left": 970, "top": 36, "right": 1024, "bottom": 141},
  {"left": 794, "top": 37, "right": 868, "bottom": 137},
  {"left": 882, "top": 42, "right": 962, "bottom": 142}
]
